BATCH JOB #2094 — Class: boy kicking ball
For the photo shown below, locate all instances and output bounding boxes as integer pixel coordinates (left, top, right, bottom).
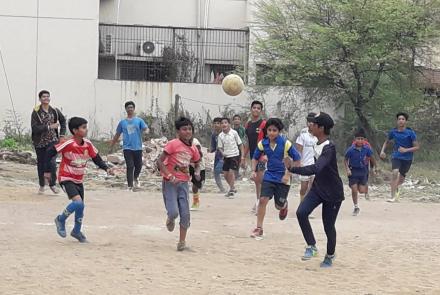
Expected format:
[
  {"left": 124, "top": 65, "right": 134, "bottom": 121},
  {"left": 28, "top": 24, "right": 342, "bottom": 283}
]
[
  {"left": 47, "top": 117, "right": 112, "bottom": 243},
  {"left": 250, "top": 118, "right": 301, "bottom": 240}
]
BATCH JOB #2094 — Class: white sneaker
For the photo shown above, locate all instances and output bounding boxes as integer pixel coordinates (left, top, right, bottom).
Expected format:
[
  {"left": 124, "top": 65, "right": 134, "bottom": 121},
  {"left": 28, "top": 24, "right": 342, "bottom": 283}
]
[
  {"left": 134, "top": 179, "right": 141, "bottom": 189},
  {"left": 38, "top": 186, "right": 45, "bottom": 195}
]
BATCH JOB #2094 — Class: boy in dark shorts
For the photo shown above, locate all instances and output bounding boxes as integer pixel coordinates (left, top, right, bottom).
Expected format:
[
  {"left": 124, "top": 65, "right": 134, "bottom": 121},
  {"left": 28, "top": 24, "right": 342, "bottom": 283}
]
[
  {"left": 190, "top": 138, "right": 205, "bottom": 210},
  {"left": 156, "top": 117, "right": 201, "bottom": 251},
  {"left": 344, "top": 128, "right": 376, "bottom": 216},
  {"left": 380, "top": 112, "right": 419, "bottom": 202},
  {"left": 47, "top": 117, "right": 112, "bottom": 243},
  {"left": 250, "top": 118, "right": 301, "bottom": 239}
]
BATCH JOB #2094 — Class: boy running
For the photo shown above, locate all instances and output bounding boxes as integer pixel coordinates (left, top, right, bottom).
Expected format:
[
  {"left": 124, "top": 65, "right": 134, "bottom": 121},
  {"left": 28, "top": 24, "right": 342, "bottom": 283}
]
[
  {"left": 344, "top": 128, "right": 377, "bottom": 216},
  {"left": 287, "top": 112, "right": 344, "bottom": 268},
  {"left": 380, "top": 112, "right": 419, "bottom": 202},
  {"left": 49, "top": 117, "right": 112, "bottom": 243},
  {"left": 210, "top": 117, "right": 226, "bottom": 193},
  {"left": 190, "top": 137, "right": 205, "bottom": 210},
  {"left": 250, "top": 118, "right": 301, "bottom": 239},
  {"left": 157, "top": 117, "right": 201, "bottom": 251},
  {"left": 295, "top": 112, "right": 318, "bottom": 202},
  {"left": 218, "top": 118, "right": 244, "bottom": 197}
]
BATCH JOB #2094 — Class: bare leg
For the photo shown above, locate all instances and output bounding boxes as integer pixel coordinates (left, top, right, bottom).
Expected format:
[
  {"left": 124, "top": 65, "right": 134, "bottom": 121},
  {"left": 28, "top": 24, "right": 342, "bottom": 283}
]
[{"left": 256, "top": 197, "right": 269, "bottom": 228}]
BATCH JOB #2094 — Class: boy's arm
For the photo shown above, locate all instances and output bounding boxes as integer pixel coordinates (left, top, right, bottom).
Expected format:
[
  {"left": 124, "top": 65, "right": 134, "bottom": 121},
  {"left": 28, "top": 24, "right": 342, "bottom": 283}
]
[
  {"left": 289, "top": 145, "right": 333, "bottom": 176},
  {"left": 91, "top": 154, "right": 109, "bottom": 171},
  {"left": 344, "top": 158, "right": 351, "bottom": 176},
  {"left": 399, "top": 140, "right": 420, "bottom": 153},
  {"left": 157, "top": 152, "right": 175, "bottom": 181},
  {"left": 31, "top": 111, "right": 48, "bottom": 135},
  {"left": 44, "top": 145, "right": 59, "bottom": 173},
  {"left": 57, "top": 109, "right": 67, "bottom": 137}
]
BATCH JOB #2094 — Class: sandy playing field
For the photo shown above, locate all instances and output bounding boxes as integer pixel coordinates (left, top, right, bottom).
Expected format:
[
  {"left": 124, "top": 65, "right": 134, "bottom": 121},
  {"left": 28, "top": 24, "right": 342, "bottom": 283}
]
[{"left": 1, "top": 176, "right": 439, "bottom": 295}]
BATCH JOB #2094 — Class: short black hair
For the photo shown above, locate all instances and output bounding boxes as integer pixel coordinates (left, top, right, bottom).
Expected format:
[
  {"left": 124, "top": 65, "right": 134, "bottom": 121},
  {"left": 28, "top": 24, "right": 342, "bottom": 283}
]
[
  {"left": 396, "top": 112, "right": 409, "bottom": 120},
  {"left": 313, "top": 112, "right": 334, "bottom": 135},
  {"left": 251, "top": 100, "right": 263, "bottom": 109},
  {"left": 306, "top": 112, "right": 316, "bottom": 122},
  {"left": 264, "top": 118, "right": 284, "bottom": 136},
  {"left": 68, "top": 117, "right": 88, "bottom": 134},
  {"left": 213, "top": 117, "right": 222, "bottom": 123},
  {"left": 221, "top": 117, "right": 230, "bottom": 124},
  {"left": 354, "top": 128, "right": 366, "bottom": 138},
  {"left": 125, "top": 101, "right": 135, "bottom": 109},
  {"left": 175, "top": 117, "right": 193, "bottom": 130},
  {"left": 233, "top": 114, "right": 241, "bottom": 120},
  {"left": 38, "top": 90, "right": 50, "bottom": 98}
]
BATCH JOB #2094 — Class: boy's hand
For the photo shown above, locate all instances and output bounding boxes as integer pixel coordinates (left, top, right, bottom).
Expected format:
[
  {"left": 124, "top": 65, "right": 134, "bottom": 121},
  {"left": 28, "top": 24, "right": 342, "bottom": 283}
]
[
  {"left": 379, "top": 152, "right": 386, "bottom": 160},
  {"left": 283, "top": 157, "right": 292, "bottom": 169},
  {"left": 347, "top": 169, "right": 352, "bottom": 177},
  {"left": 398, "top": 147, "right": 407, "bottom": 153},
  {"left": 49, "top": 122, "right": 59, "bottom": 129},
  {"left": 240, "top": 158, "right": 247, "bottom": 169},
  {"left": 250, "top": 171, "right": 257, "bottom": 181},
  {"left": 261, "top": 155, "right": 268, "bottom": 163},
  {"left": 107, "top": 167, "right": 115, "bottom": 176}
]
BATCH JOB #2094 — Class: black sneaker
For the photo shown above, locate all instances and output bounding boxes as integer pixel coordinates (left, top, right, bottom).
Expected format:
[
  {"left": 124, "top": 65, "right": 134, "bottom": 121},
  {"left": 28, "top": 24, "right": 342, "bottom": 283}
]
[
  {"left": 70, "top": 230, "right": 88, "bottom": 243},
  {"left": 352, "top": 207, "right": 360, "bottom": 216}
]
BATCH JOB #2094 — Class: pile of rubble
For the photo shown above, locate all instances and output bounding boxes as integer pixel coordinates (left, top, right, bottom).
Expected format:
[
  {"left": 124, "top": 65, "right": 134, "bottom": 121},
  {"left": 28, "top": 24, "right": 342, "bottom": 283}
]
[{"left": 0, "top": 149, "right": 36, "bottom": 165}]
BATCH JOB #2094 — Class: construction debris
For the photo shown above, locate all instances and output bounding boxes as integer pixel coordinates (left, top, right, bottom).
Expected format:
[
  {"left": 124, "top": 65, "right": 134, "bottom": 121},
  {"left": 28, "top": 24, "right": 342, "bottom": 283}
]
[{"left": 0, "top": 150, "right": 36, "bottom": 165}]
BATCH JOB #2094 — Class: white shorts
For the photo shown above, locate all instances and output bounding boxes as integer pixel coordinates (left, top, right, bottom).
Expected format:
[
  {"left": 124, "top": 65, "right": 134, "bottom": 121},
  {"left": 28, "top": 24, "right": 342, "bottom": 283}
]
[{"left": 299, "top": 175, "right": 314, "bottom": 182}]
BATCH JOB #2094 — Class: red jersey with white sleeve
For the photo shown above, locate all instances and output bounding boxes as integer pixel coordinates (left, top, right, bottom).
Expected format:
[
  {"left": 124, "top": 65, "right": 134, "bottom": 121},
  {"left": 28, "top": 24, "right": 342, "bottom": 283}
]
[{"left": 55, "top": 138, "right": 99, "bottom": 184}]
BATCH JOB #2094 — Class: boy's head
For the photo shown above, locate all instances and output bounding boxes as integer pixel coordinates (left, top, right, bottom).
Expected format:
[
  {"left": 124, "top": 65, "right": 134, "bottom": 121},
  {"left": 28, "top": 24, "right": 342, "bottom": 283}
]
[
  {"left": 396, "top": 112, "right": 409, "bottom": 128},
  {"left": 38, "top": 90, "right": 51, "bottom": 105},
  {"left": 68, "top": 117, "right": 88, "bottom": 137},
  {"left": 310, "top": 112, "right": 334, "bottom": 137},
  {"left": 221, "top": 118, "right": 230, "bottom": 131},
  {"left": 250, "top": 100, "right": 263, "bottom": 118},
  {"left": 175, "top": 117, "right": 193, "bottom": 142},
  {"left": 264, "top": 118, "right": 284, "bottom": 140},
  {"left": 124, "top": 101, "right": 135, "bottom": 116},
  {"left": 306, "top": 112, "right": 316, "bottom": 130},
  {"left": 232, "top": 115, "right": 241, "bottom": 127},
  {"left": 213, "top": 117, "right": 222, "bottom": 132},
  {"left": 354, "top": 128, "right": 366, "bottom": 147}
]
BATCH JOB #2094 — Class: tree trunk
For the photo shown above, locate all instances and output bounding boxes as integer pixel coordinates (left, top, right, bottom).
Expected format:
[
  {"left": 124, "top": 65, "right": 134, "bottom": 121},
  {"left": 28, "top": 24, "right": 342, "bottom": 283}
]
[{"left": 354, "top": 106, "right": 381, "bottom": 154}]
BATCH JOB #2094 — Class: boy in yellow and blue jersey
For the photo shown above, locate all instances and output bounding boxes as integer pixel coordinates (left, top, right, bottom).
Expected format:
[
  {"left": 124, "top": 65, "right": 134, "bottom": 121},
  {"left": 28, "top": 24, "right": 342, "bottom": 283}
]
[{"left": 250, "top": 118, "right": 301, "bottom": 239}]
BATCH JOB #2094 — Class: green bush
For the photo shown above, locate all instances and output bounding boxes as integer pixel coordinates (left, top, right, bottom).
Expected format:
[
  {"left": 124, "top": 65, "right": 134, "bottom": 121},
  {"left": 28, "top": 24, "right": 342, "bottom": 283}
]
[{"left": 0, "top": 137, "right": 18, "bottom": 150}]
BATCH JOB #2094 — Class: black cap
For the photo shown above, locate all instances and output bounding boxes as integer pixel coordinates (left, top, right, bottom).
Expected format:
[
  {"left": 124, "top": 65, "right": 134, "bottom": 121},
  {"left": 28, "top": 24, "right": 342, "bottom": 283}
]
[
  {"left": 313, "top": 112, "right": 334, "bottom": 129},
  {"left": 354, "top": 128, "right": 366, "bottom": 138},
  {"left": 306, "top": 112, "right": 317, "bottom": 122}
]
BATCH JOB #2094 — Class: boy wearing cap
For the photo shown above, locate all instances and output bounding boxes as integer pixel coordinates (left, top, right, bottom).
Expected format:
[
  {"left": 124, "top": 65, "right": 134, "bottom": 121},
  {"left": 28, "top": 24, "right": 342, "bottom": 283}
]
[
  {"left": 344, "top": 128, "right": 377, "bottom": 216},
  {"left": 380, "top": 112, "right": 419, "bottom": 202},
  {"left": 286, "top": 112, "right": 344, "bottom": 268}
]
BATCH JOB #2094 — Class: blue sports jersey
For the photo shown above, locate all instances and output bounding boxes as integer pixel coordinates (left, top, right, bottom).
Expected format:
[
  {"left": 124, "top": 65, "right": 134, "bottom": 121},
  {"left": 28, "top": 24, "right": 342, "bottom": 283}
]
[
  {"left": 388, "top": 128, "right": 417, "bottom": 161},
  {"left": 345, "top": 144, "right": 373, "bottom": 170}
]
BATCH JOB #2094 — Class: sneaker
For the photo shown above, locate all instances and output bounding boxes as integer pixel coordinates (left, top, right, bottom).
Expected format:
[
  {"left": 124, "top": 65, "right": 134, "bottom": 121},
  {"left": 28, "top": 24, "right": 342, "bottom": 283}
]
[
  {"left": 49, "top": 186, "right": 60, "bottom": 194},
  {"left": 177, "top": 241, "right": 186, "bottom": 251},
  {"left": 231, "top": 188, "right": 238, "bottom": 194},
  {"left": 302, "top": 245, "right": 318, "bottom": 261},
  {"left": 134, "top": 179, "right": 140, "bottom": 189},
  {"left": 279, "top": 202, "right": 288, "bottom": 220},
  {"left": 352, "top": 207, "right": 360, "bottom": 216},
  {"left": 70, "top": 230, "right": 88, "bottom": 243},
  {"left": 225, "top": 191, "right": 235, "bottom": 198},
  {"left": 54, "top": 216, "right": 66, "bottom": 238},
  {"left": 365, "top": 193, "right": 370, "bottom": 201},
  {"left": 320, "top": 254, "right": 335, "bottom": 268},
  {"left": 166, "top": 217, "right": 175, "bottom": 232},
  {"left": 127, "top": 187, "right": 133, "bottom": 192},
  {"left": 38, "top": 186, "right": 45, "bottom": 195},
  {"left": 387, "top": 197, "right": 396, "bottom": 203},
  {"left": 395, "top": 187, "right": 401, "bottom": 201},
  {"left": 190, "top": 202, "right": 200, "bottom": 211},
  {"left": 250, "top": 227, "right": 263, "bottom": 240}
]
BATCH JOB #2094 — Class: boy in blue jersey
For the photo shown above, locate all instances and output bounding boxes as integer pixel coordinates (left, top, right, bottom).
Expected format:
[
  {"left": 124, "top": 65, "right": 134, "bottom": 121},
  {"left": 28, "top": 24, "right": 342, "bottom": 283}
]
[
  {"left": 111, "top": 101, "right": 149, "bottom": 191},
  {"left": 250, "top": 118, "right": 301, "bottom": 239},
  {"left": 380, "top": 112, "right": 419, "bottom": 202},
  {"left": 344, "top": 128, "right": 377, "bottom": 216}
]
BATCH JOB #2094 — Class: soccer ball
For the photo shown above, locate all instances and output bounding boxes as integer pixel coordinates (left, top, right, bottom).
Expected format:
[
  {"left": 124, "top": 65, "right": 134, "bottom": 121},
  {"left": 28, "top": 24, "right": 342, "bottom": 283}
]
[{"left": 222, "top": 74, "right": 244, "bottom": 96}]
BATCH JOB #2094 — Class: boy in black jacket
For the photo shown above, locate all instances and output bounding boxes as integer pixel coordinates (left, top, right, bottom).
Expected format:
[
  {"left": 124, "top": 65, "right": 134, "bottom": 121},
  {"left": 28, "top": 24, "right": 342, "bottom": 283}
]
[{"left": 287, "top": 112, "right": 344, "bottom": 268}]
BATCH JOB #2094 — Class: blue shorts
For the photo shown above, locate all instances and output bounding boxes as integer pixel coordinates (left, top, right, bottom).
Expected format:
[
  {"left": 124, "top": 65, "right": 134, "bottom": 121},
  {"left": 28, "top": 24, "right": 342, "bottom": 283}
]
[{"left": 348, "top": 168, "right": 368, "bottom": 187}]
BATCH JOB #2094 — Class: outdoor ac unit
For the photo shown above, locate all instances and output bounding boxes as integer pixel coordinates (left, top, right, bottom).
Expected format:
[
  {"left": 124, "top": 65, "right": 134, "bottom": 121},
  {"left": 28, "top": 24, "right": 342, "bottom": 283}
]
[
  {"left": 139, "top": 41, "right": 164, "bottom": 57},
  {"left": 104, "top": 34, "right": 113, "bottom": 54}
]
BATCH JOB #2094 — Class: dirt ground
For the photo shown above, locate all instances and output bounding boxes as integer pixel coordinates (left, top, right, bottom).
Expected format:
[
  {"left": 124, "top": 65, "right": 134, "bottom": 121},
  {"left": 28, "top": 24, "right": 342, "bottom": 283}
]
[{"left": 1, "top": 161, "right": 440, "bottom": 295}]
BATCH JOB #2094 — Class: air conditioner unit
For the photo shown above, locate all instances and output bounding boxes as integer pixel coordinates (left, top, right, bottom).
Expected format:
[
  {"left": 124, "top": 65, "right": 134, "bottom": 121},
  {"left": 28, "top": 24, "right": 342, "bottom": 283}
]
[
  {"left": 139, "top": 41, "right": 164, "bottom": 57},
  {"left": 104, "top": 34, "right": 113, "bottom": 54}
]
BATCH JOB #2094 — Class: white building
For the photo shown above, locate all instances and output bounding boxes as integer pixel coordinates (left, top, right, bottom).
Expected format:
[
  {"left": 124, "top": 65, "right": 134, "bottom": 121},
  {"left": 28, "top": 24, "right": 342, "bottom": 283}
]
[{"left": 0, "top": 0, "right": 335, "bottom": 139}]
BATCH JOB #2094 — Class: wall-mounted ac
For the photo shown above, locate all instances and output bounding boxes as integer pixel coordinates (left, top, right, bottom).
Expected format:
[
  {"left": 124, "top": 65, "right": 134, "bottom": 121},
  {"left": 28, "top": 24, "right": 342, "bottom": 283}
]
[{"left": 139, "top": 41, "right": 164, "bottom": 57}]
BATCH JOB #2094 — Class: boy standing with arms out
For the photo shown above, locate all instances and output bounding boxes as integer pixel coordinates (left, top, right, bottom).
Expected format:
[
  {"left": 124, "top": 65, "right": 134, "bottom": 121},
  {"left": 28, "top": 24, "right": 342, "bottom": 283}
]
[
  {"left": 380, "top": 112, "right": 419, "bottom": 202},
  {"left": 218, "top": 118, "right": 244, "bottom": 197},
  {"left": 244, "top": 101, "right": 267, "bottom": 213},
  {"left": 344, "top": 128, "right": 377, "bottom": 216},
  {"left": 250, "top": 118, "right": 301, "bottom": 239},
  {"left": 287, "top": 112, "right": 344, "bottom": 268},
  {"left": 295, "top": 113, "right": 318, "bottom": 202},
  {"left": 190, "top": 137, "right": 205, "bottom": 210},
  {"left": 111, "top": 101, "right": 149, "bottom": 191},
  {"left": 210, "top": 117, "right": 226, "bottom": 193},
  {"left": 157, "top": 117, "right": 201, "bottom": 251},
  {"left": 49, "top": 117, "right": 112, "bottom": 243}
]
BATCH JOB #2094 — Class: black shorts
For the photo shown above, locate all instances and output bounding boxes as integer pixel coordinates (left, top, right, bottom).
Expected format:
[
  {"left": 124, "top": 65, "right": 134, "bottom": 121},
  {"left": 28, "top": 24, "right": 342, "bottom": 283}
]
[
  {"left": 60, "top": 181, "right": 84, "bottom": 200},
  {"left": 261, "top": 181, "right": 290, "bottom": 208},
  {"left": 392, "top": 158, "right": 412, "bottom": 177},
  {"left": 348, "top": 174, "right": 368, "bottom": 187},
  {"left": 189, "top": 166, "right": 205, "bottom": 189},
  {"left": 223, "top": 156, "right": 240, "bottom": 171}
]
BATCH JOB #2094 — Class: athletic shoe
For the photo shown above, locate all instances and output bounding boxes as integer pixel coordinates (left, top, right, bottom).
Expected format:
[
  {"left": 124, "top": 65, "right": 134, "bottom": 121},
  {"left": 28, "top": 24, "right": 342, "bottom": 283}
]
[
  {"left": 70, "top": 230, "right": 88, "bottom": 243},
  {"left": 395, "top": 187, "right": 401, "bottom": 201},
  {"left": 190, "top": 202, "right": 200, "bottom": 211},
  {"left": 166, "top": 217, "right": 175, "bottom": 232},
  {"left": 279, "top": 202, "right": 288, "bottom": 220},
  {"left": 387, "top": 197, "right": 396, "bottom": 203},
  {"left": 250, "top": 227, "right": 263, "bottom": 239},
  {"left": 231, "top": 188, "right": 238, "bottom": 194},
  {"left": 352, "top": 207, "right": 360, "bottom": 216},
  {"left": 127, "top": 187, "right": 133, "bottom": 192},
  {"left": 177, "top": 241, "right": 186, "bottom": 251},
  {"left": 302, "top": 245, "right": 318, "bottom": 260},
  {"left": 320, "top": 254, "right": 335, "bottom": 268},
  {"left": 364, "top": 193, "right": 370, "bottom": 201},
  {"left": 38, "top": 186, "right": 45, "bottom": 195},
  {"left": 54, "top": 216, "right": 66, "bottom": 238},
  {"left": 225, "top": 191, "right": 235, "bottom": 198},
  {"left": 49, "top": 186, "right": 60, "bottom": 194},
  {"left": 134, "top": 179, "right": 141, "bottom": 189}
]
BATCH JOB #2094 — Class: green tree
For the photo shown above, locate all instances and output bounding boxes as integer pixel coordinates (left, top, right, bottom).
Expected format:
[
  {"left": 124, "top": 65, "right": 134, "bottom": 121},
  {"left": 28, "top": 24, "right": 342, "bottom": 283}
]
[{"left": 254, "top": 0, "right": 440, "bottom": 150}]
